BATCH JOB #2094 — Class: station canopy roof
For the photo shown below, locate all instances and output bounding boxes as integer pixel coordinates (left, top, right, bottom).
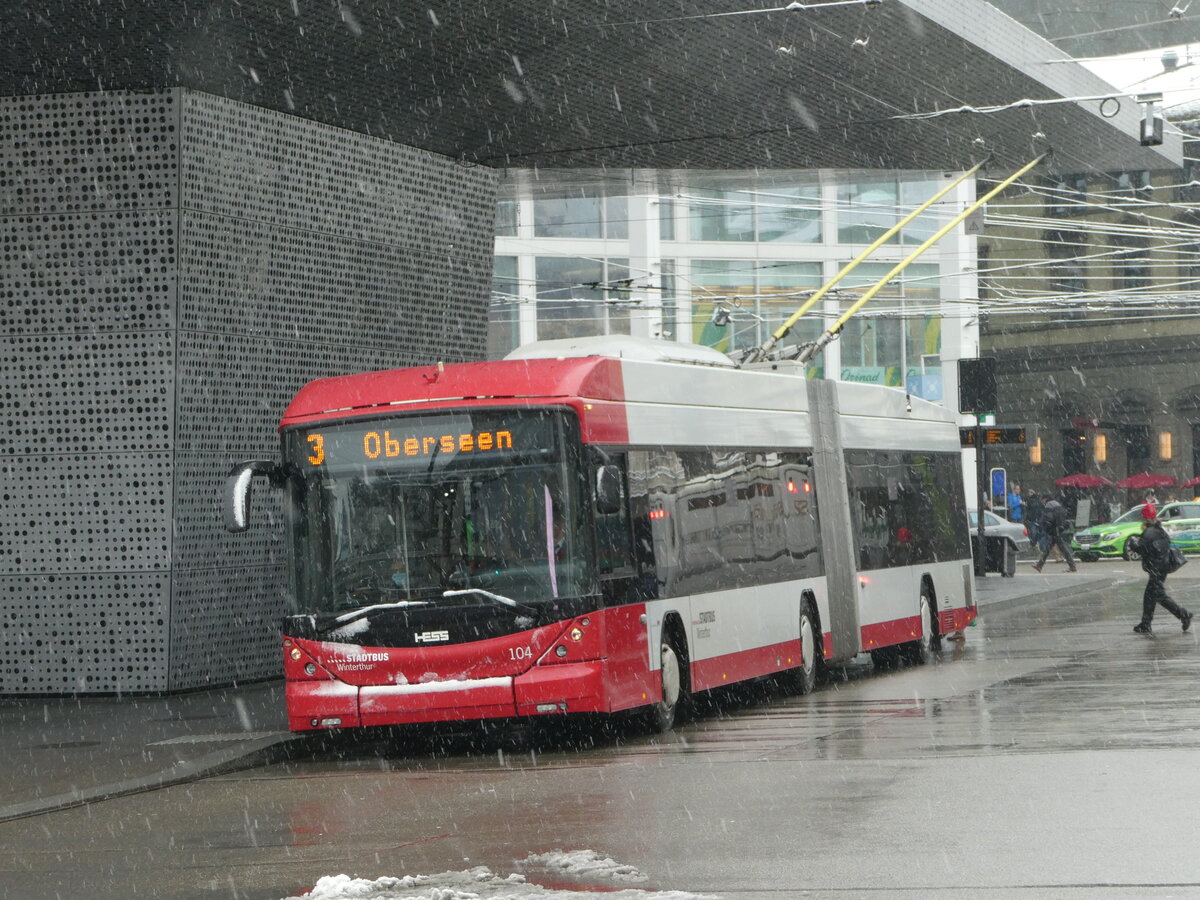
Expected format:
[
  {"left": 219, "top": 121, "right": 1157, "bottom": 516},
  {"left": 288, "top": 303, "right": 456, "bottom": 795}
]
[{"left": 4, "top": 0, "right": 1182, "bottom": 173}]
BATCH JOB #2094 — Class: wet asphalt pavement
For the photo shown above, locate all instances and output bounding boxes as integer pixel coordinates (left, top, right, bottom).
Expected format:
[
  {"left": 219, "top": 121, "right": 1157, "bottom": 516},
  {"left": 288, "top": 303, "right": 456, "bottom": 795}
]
[{"left": 3, "top": 561, "right": 1200, "bottom": 899}]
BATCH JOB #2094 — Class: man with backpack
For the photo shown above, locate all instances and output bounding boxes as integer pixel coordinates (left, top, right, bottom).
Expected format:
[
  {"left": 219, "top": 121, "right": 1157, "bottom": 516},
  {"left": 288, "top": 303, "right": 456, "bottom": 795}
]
[
  {"left": 1132, "top": 503, "right": 1192, "bottom": 635},
  {"left": 1025, "top": 490, "right": 1045, "bottom": 553},
  {"left": 1032, "top": 495, "right": 1077, "bottom": 572}
]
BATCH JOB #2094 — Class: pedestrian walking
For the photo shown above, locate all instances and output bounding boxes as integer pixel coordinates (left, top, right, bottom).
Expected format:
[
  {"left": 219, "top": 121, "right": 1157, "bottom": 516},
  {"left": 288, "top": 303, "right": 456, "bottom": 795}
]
[
  {"left": 1032, "top": 496, "right": 1077, "bottom": 572},
  {"left": 1025, "top": 490, "right": 1045, "bottom": 549},
  {"left": 1007, "top": 484, "right": 1024, "bottom": 523},
  {"left": 1132, "top": 503, "right": 1192, "bottom": 635}
]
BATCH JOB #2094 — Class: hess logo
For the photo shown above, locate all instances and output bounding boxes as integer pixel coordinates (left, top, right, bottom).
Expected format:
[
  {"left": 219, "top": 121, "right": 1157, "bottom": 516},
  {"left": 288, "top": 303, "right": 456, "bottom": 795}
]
[{"left": 413, "top": 630, "right": 450, "bottom": 644}]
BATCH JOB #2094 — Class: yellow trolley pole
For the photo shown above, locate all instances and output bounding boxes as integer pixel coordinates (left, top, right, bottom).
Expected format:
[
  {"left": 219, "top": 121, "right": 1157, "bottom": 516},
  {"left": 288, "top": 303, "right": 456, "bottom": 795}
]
[
  {"left": 795, "top": 153, "right": 1045, "bottom": 366},
  {"left": 745, "top": 159, "right": 986, "bottom": 364}
]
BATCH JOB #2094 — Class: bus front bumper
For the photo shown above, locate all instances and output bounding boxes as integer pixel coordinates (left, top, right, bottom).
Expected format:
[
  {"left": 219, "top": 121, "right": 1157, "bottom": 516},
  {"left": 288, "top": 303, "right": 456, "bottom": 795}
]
[{"left": 287, "top": 661, "right": 607, "bottom": 731}]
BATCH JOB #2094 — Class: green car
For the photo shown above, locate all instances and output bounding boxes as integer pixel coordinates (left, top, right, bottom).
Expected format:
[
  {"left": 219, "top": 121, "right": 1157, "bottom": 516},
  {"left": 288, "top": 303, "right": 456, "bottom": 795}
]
[{"left": 1072, "top": 501, "right": 1200, "bottom": 561}]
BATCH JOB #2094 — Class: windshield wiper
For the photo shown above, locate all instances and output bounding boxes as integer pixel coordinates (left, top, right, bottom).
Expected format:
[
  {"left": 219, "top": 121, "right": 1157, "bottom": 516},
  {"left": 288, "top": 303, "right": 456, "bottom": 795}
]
[
  {"left": 330, "top": 600, "right": 433, "bottom": 629},
  {"left": 442, "top": 588, "right": 538, "bottom": 616}
]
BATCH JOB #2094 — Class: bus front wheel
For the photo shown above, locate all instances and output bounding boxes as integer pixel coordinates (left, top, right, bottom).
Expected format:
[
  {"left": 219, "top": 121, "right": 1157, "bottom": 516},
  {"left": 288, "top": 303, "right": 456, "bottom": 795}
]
[{"left": 647, "top": 634, "right": 685, "bottom": 732}]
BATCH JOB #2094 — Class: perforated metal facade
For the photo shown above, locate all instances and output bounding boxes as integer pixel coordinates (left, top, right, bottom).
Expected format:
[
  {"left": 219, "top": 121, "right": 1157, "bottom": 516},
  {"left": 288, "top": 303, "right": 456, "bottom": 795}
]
[{"left": 0, "top": 89, "right": 496, "bottom": 693}]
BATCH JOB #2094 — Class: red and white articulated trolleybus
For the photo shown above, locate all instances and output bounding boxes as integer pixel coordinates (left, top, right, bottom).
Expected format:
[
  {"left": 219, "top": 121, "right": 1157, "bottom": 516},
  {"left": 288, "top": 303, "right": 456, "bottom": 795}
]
[{"left": 225, "top": 336, "right": 976, "bottom": 733}]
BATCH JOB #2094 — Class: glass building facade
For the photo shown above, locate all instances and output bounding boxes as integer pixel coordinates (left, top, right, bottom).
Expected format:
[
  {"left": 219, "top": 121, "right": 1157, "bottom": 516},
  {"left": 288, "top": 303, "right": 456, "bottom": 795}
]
[{"left": 491, "top": 170, "right": 978, "bottom": 407}]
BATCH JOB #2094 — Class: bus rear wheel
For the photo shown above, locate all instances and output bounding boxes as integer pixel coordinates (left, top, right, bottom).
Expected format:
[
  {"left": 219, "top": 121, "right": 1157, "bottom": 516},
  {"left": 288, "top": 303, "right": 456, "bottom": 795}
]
[
  {"left": 646, "top": 634, "right": 685, "bottom": 732},
  {"left": 902, "top": 588, "right": 937, "bottom": 666},
  {"left": 784, "top": 600, "right": 820, "bottom": 695}
]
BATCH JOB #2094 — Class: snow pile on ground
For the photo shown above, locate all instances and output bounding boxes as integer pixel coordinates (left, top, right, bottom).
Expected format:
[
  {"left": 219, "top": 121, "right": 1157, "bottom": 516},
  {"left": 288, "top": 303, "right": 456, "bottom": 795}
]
[
  {"left": 523, "top": 849, "right": 648, "bottom": 883},
  {"left": 286, "top": 861, "right": 717, "bottom": 900}
]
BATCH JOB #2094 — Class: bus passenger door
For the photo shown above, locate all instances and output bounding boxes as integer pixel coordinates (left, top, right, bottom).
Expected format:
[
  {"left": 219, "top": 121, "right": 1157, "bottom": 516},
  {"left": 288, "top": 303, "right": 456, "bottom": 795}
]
[{"left": 597, "top": 452, "right": 658, "bottom": 711}]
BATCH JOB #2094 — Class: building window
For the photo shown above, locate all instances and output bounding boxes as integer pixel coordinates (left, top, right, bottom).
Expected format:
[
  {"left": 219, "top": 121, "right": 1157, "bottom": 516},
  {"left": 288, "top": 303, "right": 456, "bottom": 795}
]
[
  {"left": 1113, "top": 170, "right": 1152, "bottom": 199},
  {"left": 533, "top": 195, "right": 602, "bottom": 239},
  {"left": 690, "top": 259, "right": 759, "bottom": 351},
  {"left": 534, "top": 257, "right": 632, "bottom": 340},
  {"left": 977, "top": 243, "right": 992, "bottom": 300},
  {"left": 1046, "top": 174, "right": 1088, "bottom": 217},
  {"left": 495, "top": 199, "right": 518, "bottom": 236},
  {"left": 1115, "top": 241, "right": 1149, "bottom": 292},
  {"left": 659, "top": 198, "right": 676, "bottom": 241},
  {"left": 838, "top": 179, "right": 899, "bottom": 244},
  {"left": 605, "top": 195, "right": 629, "bottom": 240},
  {"left": 836, "top": 262, "right": 939, "bottom": 391},
  {"left": 1192, "top": 423, "right": 1200, "bottom": 482},
  {"left": 753, "top": 182, "right": 821, "bottom": 243},
  {"left": 535, "top": 256, "right": 605, "bottom": 339},
  {"left": 1120, "top": 424, "right": 1151, "bottom": 474},
  {"left": 685, "top": 176, "right": 821, "bottom": 244},
  {"left": 1180, "top": 243, "right": 1200, "bottom": 288},
  {"left": 899, "top": 177, "right": 944, "bottom": 245},
  {"left": 660, "top": 259, "right": 678, "bottom": 339},
  {"left": 1044, "top": 228, "right": 1087, "bottom": 295},
  {"left": 604, "top": 258, "right": 633, "bottom": 335},
  {"left": 1179, "top": 161, "right": 1200, "bottom": 204},
  {"left": 1062, "top": 428, "right": 1086, "bottom": 475},
  {"left": 758, "top": 261, "right": 824, "bottom": 351},
  {"left": 689, "top": 259, "right": 821, "bottom": 354},
  {"left": 488, "top": 256, "right": 520, "bottom": 359},
  {"left": 688, "top": 187, "right": 755, "bottom": 242},
  {"left": 528, "top": 191, "right": 643, "bottom": 240}
]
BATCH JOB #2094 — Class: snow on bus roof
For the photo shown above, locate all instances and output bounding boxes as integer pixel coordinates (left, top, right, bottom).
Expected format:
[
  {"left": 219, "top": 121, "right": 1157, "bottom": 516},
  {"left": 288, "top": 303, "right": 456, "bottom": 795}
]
[{"left": 505, "top": 335, "right": 736, "bottom": 368}]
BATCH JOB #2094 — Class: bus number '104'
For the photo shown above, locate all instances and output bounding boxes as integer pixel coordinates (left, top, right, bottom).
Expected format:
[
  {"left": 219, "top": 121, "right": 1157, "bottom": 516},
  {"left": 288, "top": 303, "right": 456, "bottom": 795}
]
[{"left": 510, "top": 646, "right": 532, "bottom": 661}]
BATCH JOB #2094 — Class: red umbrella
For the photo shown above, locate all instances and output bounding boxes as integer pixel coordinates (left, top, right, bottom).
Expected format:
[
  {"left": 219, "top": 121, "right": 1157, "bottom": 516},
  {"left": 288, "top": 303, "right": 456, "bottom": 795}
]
[
  {"left": 1181, "top": 475, "right": 1200, "bottom": 488},
  {"left": 1115, "top": 472, "right": 1177, "bottom": 489},
  {"left": 1055, "top": 473, "right": 1113, "bottom": 488}
]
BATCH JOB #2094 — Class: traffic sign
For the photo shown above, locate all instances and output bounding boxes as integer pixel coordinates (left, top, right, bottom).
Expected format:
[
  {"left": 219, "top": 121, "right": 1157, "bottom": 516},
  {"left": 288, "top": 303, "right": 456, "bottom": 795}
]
[
  {"left": 991, "top": 467, "right": 1007, "bottom": 501},
  {"left": 958, "top": 357, "right": 997, "bottom": 414}
]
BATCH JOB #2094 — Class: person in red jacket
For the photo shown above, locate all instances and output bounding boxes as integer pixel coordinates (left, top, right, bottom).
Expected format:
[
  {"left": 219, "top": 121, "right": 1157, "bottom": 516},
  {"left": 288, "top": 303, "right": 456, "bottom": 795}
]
[{"left": 1132, "top": 503, "right": 1192, "bottom": 635}]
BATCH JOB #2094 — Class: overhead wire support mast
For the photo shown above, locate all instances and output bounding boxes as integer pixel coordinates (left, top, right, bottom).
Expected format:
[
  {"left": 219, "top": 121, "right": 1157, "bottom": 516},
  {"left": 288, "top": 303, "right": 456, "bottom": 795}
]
[
  {"left": 745, "top": 158, "right": 988, "bottom": 364},
  {"left": 794, "top": 153, "right": 1048, "bottom": 366}
]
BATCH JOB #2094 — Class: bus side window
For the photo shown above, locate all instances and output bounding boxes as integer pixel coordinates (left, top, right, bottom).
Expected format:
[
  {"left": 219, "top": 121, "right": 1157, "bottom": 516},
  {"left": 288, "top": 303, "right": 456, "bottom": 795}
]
[
  {"left": 782, "top": 459, "right": 821, "bottom": 578},
  {"left": 595, "top": 453, "right": 634, "bottom": 578}
]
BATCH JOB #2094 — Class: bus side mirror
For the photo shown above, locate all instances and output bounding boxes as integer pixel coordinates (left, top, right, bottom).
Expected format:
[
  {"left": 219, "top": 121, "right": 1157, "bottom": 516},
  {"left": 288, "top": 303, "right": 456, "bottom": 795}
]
[
  {"left": 223, "top": 460, "right": 283, "bottom": 533},
  {"left": 596, "top": 464, "right": 622, "bottom": 515}
]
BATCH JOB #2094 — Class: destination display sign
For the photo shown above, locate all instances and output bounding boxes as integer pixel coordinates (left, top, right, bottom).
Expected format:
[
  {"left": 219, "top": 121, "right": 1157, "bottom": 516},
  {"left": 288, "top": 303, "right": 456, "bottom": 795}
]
[
  {"left": 959, "top": 426, "right": 1028, "bottom": 447},
  {"left": 289, "top": 412, "right": 560, "bottom": 474}
]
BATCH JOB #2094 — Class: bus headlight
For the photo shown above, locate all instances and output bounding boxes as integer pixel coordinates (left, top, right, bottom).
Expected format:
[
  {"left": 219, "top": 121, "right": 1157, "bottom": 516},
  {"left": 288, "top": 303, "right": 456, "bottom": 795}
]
[
  {"left": 555, "top": 645, "right": 568, "bottom": 658},
  {"left": 290, "top": 648, "right": 303, "bottom": 661},
  {"left": 569, "top": 627, "right": 584, "bottom": 642}
]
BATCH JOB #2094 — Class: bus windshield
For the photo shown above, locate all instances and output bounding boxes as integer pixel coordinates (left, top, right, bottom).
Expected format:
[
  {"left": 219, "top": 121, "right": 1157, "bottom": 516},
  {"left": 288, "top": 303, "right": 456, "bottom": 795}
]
[{"left": 282, "top": 409, "right": 595, "bottom": 614}]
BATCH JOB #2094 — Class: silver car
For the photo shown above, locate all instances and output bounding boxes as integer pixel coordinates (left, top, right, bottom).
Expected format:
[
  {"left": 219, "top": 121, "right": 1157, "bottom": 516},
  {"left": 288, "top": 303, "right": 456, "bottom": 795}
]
[
  {"left": 968, "top": 509, "right": 1032, "bottom": 550},
  {"left": 968, "top": 509, "right": 1032, "bottom": 577}
]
